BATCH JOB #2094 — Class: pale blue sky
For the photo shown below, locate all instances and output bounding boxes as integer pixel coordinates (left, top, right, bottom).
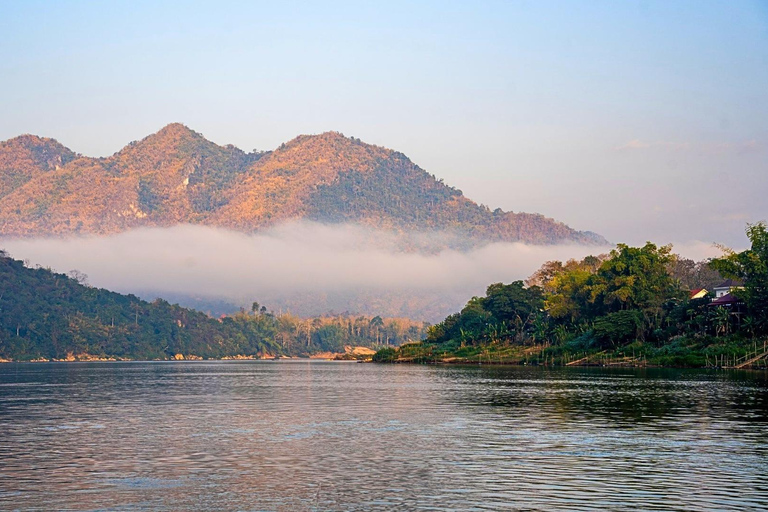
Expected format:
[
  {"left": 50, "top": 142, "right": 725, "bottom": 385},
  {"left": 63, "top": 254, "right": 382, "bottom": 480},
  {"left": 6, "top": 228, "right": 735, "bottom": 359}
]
[{"left": 1, "top": 0, "right": 766, "bottom": 248}]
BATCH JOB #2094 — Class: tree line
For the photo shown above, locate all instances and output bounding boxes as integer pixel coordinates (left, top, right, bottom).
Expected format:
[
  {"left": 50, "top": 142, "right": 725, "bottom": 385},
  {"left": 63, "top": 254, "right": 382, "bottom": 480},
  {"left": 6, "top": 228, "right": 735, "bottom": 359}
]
[
  {"left": 0, "top": 251, "right": 425, "bottom": 361},
  {"left": 377, "top": 222, "right": 768, "bottom": 366}
]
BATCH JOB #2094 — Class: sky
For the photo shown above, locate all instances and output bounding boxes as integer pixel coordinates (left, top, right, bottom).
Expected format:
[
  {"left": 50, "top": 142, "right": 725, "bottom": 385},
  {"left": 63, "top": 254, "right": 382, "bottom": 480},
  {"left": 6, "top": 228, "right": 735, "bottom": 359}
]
[{"left": 1, "top": 0, "right": 767, "bottom": 248}]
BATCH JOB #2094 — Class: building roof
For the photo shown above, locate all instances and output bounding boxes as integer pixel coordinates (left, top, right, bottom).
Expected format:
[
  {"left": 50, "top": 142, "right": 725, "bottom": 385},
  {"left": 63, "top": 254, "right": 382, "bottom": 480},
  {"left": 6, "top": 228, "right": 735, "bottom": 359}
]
[
  {"left": 689, "top": 288, "right": 708, "bottom": 299},
  {"left": 709, "top": 292, "right": 741, "bottom": 306},
  {"left": 714, "top": 279, "right": 744, "bottom": 289}
]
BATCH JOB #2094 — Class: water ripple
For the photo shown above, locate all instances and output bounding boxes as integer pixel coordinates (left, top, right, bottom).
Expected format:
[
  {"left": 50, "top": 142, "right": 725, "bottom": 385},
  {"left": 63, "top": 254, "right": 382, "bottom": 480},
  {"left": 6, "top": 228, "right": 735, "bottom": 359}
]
[{"left": 0, "top": 362, "right": 766, "bottom": 511}]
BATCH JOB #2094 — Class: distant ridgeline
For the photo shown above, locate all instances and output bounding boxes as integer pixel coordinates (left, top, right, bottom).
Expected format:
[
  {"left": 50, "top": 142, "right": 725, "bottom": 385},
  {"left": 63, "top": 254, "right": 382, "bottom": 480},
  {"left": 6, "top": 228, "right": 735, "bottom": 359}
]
[
  {"left": 0, "top": 124, "right": 605, "bottom": 246},
  {"left": 0, "top": 251, "right": 426, "bottom": 361}
]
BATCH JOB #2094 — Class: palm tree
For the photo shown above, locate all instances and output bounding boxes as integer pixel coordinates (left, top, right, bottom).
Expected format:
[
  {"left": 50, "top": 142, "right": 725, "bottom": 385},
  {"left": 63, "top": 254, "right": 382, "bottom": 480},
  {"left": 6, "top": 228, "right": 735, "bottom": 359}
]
[
  {"left": 531, "top": 314, "right": 549, "bottom": 346},
  {"left": 553, "top": 324, "right": 569, "bottom": 344},
  {"left": 742, "top": 316, "right": 756, "bottom": 338},
  {"left": 713, "top": 307, "right": 731, "bottom": 337}
]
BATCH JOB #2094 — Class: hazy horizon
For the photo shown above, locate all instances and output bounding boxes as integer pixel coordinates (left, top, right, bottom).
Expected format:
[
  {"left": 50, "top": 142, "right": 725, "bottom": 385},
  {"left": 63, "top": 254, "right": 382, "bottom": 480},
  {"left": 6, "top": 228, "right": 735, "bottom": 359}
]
[{"left": 0, "top": 221, "right": 726, "bottom": 322}]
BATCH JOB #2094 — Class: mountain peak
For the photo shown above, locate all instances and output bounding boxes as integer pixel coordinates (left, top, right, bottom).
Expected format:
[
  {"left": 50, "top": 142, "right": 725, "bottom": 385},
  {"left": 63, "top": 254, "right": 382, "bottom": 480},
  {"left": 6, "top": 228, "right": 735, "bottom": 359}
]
[
  {"left": 280, "top": 131, "right": 383, "bottom": 151},
  {"left": 0, "top": 133, "right": 77, "bottom": 168},
  {"left": 268, "top": 131, "right": 393, "bottom": 172},
  {"left": 5, "top": 133, "right": 44, "bottom": 145},
  {"left": 0, "top": 125, "right": 608, "bottom": 245},
  {"left": 125, "top": 123, "right": 202, "bottom": 150},
  {"left": 306, "top": 130, "right": 348, "bottom": 140},
  {"left": 111, "top": 123, "right": 220, "bottom": 167},
  {"left": 156, "top": 122, "right": 199, "bottom": 138},
  {"left": 1, "top": 133, "right": 71, "bottom": 152},
  {"left": 0, "top": 134, "right": 78, "bottom": 199}
]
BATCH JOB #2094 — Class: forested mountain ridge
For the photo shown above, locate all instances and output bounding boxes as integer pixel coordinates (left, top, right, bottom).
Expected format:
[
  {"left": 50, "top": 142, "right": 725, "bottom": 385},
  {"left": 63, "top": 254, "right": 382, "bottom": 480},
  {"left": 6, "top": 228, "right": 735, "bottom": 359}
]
[
  {"left": 0, "top": 247, "right": 269, "bottom": 360},
  {"left": 0, "top": 124, "right": 606, "bottom": 245},
  {"left": 0, "top": 249, "right": 426, "bottom": 361}
]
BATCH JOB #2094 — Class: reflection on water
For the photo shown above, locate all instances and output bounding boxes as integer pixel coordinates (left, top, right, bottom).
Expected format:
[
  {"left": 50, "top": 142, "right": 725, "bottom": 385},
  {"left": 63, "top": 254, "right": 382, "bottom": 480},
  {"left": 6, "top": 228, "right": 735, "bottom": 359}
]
[{"left": 1, "top": 362, "right": 766, "bottom": 511}]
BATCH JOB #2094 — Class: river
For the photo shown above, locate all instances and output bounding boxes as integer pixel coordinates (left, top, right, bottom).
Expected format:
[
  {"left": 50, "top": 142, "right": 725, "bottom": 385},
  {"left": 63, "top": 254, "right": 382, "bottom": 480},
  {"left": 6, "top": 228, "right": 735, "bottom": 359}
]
[{"left": 1, "top": 361, "right": 767, "bottom": 510}]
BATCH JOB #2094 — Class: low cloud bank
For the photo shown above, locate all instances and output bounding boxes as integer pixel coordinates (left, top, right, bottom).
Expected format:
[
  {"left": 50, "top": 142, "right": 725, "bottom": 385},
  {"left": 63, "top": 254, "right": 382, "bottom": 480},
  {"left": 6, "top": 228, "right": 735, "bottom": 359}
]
[
  {"left": 665, "top": 240, "right": 728, "bottom": 262},
  {"left": 0, "top": 221, "right": 718, "bottom": 320},
  {"left": 615, "top": 138, "right": 760, "bottom": 154}
]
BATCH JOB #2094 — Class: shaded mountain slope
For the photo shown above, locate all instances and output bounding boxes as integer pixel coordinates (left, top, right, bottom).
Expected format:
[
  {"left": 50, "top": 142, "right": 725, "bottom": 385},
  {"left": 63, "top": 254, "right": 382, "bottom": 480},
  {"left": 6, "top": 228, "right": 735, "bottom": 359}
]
[
  {"left": 0, "top": 124, "right": 606, "bottom": 245},
  {"left": 0, "top": 250, "right": 427, "bottom": 360},
  {"left": 0, "top": 249, "right": 279, "bottom": 360}
]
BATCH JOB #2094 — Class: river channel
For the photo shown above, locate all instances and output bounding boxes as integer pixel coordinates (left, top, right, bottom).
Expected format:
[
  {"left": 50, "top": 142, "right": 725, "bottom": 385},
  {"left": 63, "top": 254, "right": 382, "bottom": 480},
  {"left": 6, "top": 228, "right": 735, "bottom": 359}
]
[{"left": 1, "top": 361, "right": 766, "bottom": 510}]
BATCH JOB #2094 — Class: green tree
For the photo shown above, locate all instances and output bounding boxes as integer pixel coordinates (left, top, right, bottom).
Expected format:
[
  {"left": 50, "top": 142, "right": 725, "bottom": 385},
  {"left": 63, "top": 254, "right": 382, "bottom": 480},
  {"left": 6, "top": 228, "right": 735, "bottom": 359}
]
[
  {"left": 592, "top": 310, "right": 643, "bottom": 347},
  {"left": 482, "top": 281, "right": 543, "bottom": 324},
  {"left": 546, "top": 267, "right": 596, "bottom": 324},
  {"left": 712, "top": 306, "right": 731, "bottom": 337},
  {"left": 370, "top": 315, "right": 384, "bottom": 344},
  {"left": 592, "top": 242, "right": 676, "bottom": 314},
  {"left": 711, "top": 221, "right": 768, "bottom": 334}
]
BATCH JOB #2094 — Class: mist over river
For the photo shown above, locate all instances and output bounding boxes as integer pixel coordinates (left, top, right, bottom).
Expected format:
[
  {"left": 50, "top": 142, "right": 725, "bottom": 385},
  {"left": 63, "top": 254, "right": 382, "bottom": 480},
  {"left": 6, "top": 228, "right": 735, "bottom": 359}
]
[{"left": 1, "top": 361, "right": 767, "bottom": 511}]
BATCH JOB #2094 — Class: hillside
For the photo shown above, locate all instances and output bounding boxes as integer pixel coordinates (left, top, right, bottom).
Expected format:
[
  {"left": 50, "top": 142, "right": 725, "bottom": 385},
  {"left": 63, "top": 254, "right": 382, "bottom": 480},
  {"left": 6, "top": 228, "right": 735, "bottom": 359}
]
[
  {"left": 0, "top": 124, "right": 606, "bottom": 245},
  {"left": 0, "top": 248, "right": 275, "bottom": 360},
  {"left": 0, "top": 134, "right": 77, "bottom": 200},
  {"left": 0, "top": 250, "right": 426, "bottom": 361}
]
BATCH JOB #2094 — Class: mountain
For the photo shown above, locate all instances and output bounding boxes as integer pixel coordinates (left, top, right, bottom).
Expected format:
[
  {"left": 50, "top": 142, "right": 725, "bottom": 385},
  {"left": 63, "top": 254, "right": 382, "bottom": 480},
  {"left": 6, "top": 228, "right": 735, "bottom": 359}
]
[
  {"left": 0, "top": 134, "right": 77, "bottom": 199},
  {"left": 0, "top": 124, "right": 606, "bottom": 245},
  {"left": 0, "top": 250, "right": 426, "bottom": 361},
  {"left": 0, "top": 124, "right": 258, "bottom": 235},
  {"left": 0, "top": 248, "right": 275, "bottom": 360}
]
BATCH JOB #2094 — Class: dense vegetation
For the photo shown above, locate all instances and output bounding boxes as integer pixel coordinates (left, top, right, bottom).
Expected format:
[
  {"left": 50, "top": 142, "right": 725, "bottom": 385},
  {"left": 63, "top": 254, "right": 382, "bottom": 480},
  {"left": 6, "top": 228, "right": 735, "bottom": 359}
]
[
  {"left": 376, "top": 223, "right": 768, "bottom": 368},
  {"left": 0, "top": 124, "right": 604, "bottom": 245},
  {"left": 0, "top": 250, "right": 425, "bottom": 361}
]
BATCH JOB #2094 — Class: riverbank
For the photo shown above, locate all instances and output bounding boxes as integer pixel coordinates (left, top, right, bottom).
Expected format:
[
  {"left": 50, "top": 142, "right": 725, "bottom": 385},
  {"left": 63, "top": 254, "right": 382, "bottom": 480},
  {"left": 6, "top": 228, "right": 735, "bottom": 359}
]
[
  {"left": 374, "top": 335, "right": 768, "bottom": 369},
  {"left": 0, "top": 345, "right": 378, "bottom": 363}
]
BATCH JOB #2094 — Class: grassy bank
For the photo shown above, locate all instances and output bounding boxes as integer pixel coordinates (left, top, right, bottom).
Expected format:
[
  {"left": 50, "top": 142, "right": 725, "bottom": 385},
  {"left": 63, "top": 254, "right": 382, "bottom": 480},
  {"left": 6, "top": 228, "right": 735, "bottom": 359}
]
[{"left": 374, "top": 334, "right": 768, "bottom": 369}]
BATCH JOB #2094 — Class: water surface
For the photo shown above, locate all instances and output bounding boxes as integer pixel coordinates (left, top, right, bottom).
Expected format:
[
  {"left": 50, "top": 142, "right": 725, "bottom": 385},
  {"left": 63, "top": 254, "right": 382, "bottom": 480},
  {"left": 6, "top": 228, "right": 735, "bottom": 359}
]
[{"left": 1, "top": 361, "right": 767, "bottom": 510}]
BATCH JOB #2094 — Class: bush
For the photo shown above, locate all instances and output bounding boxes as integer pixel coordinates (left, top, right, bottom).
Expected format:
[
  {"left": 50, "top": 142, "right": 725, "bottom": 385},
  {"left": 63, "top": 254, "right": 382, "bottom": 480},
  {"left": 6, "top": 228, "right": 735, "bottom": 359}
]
[
  {"left": 562, "top": 331, "right": 598, "bottom": 352},
  {"left": 372, "top": 347, "right": 397, "bottom": 363},
  {"left": 592, "top": 310, "right": 643, "bottom": 347}
]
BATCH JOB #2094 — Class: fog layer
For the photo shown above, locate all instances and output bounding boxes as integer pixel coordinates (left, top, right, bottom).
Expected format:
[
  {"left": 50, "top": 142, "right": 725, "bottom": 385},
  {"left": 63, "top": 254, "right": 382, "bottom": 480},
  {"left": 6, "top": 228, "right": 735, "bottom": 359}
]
[{"left": 0, "top": 222, "right": 719, "bottom": 322}]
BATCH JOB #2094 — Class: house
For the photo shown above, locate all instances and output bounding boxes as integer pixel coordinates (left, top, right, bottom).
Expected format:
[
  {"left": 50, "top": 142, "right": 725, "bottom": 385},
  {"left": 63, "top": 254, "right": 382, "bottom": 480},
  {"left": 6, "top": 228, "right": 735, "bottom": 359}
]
[
  {"left": 712, "top": 279, "right": 743, "bottom": 298},
  {"left": 689, "top": 288, "right": 708, "bottom": 300},
  {"left": 708, "top": 280, "right": 746, "bottom": 321},
  {"left": 709, "top": 292, "right": 741, "bottom": 307}
]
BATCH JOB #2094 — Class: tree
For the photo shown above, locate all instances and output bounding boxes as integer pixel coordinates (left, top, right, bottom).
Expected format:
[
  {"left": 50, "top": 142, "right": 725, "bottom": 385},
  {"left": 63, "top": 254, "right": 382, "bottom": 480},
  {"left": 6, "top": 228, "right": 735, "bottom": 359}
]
[
  {"left": 593, "top": 243, "right": 676, "bottom": 313},
  {"left": 545, "top": 267, "right": 595, "bottom": 324},
  {"left": 592, "top": 310, "right": 643, "bottom": 347},
  {"left": 710, "top": 222, "right": 768, "bottom": 334},
  {"left": 370, "top": 316, "right": 384, "bottom": 344},
  {"left": 67, "top": 270, "right": 89, "bottom": 286},
  {"left": 589, "top": 243, "right": 678, "bottom": 340},
  {"left": 481, "top": 282, "right": 544, "bottom": 343},
  {"left": 527, "top": 255, "right": 606, "bottom": 292},
  {"left": 482, "top": 281, "right": 543, "bottom": 324},
  {"left": 712, "top": 307, "right": 731, "bottom": 337},
  {"left": 666, "top": 255, "right": 723, "bottom": 291}
]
